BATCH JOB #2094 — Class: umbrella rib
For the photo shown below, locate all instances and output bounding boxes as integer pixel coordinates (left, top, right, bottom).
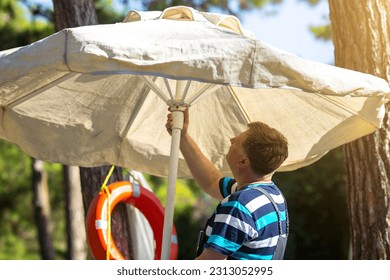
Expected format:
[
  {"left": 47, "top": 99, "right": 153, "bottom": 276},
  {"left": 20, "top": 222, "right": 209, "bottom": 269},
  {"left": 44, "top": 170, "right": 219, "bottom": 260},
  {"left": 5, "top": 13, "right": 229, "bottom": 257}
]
[
  {"left": 140, "top": 75, "right": 169, "bottom": 103},
  {"left": 5, "top": 73, "right": 77, "bottom": 109},
  {"left": 163, "top": 78, "right": 175, "bottom": 100},
  {"left": 227, "top": 86, "right": 252, "bottom": 124},
  {"left": 179, "top": 80, "right": 191, "bottom": 103},
  {"left": 120, "top": 88, "right": 150, "bottom": 138},
  {"left": 186, "top": 83, "right": 221, "bottom": 105},
  {"left": 313, "top": 92, "right": 381, "bottom": 128}
]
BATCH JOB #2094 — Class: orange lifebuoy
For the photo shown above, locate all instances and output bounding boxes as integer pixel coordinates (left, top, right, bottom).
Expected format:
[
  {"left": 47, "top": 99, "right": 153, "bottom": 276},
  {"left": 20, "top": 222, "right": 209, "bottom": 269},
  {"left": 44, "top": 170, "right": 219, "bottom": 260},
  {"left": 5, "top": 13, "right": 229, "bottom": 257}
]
[{"left": 86, "top": 181, "right": 178, "bottom": 260}]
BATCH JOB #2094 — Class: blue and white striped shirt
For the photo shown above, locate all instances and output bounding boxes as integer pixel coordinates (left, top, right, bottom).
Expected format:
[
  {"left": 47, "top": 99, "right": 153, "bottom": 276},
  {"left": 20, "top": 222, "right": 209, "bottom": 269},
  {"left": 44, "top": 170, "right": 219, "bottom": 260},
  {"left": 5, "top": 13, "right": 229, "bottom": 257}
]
[{"left": 199, "top": 177, "right": 288, "bottom": 260}]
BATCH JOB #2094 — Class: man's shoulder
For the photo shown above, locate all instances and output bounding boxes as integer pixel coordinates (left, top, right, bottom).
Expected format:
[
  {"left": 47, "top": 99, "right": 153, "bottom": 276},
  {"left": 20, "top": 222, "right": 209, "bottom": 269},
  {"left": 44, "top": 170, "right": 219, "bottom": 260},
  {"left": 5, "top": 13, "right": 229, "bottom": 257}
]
[{"left": 224, "top": 187, "right": 264, "bottom": 206}]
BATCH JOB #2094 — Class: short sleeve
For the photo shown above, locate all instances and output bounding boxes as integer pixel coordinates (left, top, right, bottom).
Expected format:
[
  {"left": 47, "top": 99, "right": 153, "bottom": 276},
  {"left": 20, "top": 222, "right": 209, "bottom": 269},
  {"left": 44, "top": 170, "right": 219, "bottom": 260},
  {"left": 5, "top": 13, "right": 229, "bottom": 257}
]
[{"left": 219, "top": 177, "right": 238, "bottom": 198}]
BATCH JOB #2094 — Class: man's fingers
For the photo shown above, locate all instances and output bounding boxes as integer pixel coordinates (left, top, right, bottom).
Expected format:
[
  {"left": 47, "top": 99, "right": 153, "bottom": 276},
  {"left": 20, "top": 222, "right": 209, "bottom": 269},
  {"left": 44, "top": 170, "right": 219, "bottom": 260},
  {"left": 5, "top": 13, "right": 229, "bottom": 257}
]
[{"left": 166, "top": 113, "right": 173, "bottom": 135}]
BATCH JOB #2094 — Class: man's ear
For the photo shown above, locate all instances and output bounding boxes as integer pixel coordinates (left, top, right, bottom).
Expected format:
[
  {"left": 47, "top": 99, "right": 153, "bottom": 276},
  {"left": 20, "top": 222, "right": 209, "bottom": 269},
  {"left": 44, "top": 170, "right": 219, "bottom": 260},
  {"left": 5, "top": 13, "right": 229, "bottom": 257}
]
[{"left": 238, "top": 158, "right": 249, "bottom": 168}]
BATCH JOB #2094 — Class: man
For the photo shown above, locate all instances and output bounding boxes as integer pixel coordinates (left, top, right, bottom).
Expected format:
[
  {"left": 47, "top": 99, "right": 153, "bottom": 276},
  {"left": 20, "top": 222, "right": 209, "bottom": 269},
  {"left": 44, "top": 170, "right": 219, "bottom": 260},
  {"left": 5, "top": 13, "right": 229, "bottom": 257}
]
[{"left": 166, "top": 108, "right": 289, "bottom": 260}]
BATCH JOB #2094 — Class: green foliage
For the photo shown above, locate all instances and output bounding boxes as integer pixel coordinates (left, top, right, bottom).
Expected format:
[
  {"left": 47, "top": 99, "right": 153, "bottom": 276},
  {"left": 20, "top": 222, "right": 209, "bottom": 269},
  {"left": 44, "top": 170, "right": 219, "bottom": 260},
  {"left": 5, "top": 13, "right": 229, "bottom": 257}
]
[
  {"left": 0, "top": 140, "right": 67, "bottom": 259},
  {"left": 0, "top": 0, "right": 54, "bottom": 50},
  {"left": 310, "top": 23, "right": 332, "bottom": 41},
  {"left": 0, "top": 0, "right": 58, "bottom": 259},
  {"left": 0, "top": 141, "right": 40, "bottom": 259},
  {"left": 45, "top": 163, "right": 67, "bottom": 258},
  {"left": 304, "top": 0, "right": 332, "bottom": 41},
  {"left": 274, "top": 147, "right": 349, "bottom": 259},
  {"left": 0, "top": 140, "right": 38, "bottom": 259},
  {"left": 94, "top": 0, "right": 126, "bottom": 23},
  {"left": 174, "top": 205, "right": 204, "bottom": 259}
]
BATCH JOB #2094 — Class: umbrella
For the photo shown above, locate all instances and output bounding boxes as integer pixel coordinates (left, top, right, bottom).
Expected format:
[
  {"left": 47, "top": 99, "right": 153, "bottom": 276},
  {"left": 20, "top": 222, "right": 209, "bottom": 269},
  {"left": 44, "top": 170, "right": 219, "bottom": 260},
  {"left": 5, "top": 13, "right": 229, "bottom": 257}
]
[{"left": 0, "top": 6, "right": 389, "bottom": 259}]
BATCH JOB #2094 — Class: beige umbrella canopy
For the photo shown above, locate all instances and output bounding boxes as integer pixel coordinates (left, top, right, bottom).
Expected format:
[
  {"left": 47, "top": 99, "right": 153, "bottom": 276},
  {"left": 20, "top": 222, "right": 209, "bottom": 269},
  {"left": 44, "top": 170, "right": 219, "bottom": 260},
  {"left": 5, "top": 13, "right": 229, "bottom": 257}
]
[{"left": 0, "top": 6, "right": 389, "bottom": 259}]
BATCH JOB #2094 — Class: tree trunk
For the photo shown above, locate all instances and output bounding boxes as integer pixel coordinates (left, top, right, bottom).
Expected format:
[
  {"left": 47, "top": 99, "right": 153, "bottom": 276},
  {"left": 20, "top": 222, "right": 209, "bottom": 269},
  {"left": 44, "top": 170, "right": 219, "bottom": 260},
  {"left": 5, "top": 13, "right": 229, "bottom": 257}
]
[
  {"left": 32, "top": 159, "right": 55, "bottom": 259},
  {"left": 53, "top": 0, "right": 98, "bottom": 30},
  {"left": 329, "top": 0, "right": 390, "bottom": 259},
  {"left": 63, "top": 165, "right": 86, "bottom": 259},
  {"left": 52, "top": 0, "right": 133, "bottom": 259}
]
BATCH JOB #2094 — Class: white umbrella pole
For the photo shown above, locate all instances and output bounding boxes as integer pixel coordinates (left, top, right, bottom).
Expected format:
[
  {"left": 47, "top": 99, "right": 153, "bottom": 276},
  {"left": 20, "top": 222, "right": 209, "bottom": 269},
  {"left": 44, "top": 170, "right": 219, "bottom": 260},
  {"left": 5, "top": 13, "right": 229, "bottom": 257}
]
[{"left": 161, "top": 107, "right": 184, "bottom": 260}]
